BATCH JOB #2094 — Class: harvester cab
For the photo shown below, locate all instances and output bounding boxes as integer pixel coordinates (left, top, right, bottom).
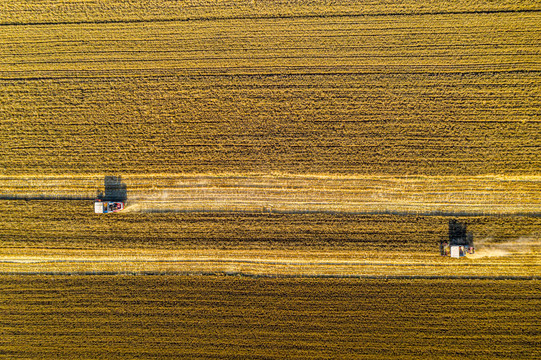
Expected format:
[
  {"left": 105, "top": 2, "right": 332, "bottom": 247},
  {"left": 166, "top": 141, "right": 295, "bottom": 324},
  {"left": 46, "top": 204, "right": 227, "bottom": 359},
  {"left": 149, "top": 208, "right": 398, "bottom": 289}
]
[{"left": 441, "top": 219, "right": 474, "bottom": 258}]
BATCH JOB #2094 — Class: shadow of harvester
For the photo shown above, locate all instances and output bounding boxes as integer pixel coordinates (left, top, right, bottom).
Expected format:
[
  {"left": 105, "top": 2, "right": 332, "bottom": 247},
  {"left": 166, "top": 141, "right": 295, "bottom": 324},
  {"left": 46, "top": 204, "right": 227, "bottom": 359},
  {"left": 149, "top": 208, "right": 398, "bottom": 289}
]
[{"left": 97, "top": 176, "right": 127, "bottom": 203}]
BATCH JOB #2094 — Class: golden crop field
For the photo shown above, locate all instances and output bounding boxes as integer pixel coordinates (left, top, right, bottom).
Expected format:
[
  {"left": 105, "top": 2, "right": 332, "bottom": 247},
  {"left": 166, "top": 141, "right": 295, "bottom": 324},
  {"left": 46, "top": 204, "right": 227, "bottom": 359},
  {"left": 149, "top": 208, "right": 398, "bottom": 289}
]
[
  {"left": 1, "top": 276, "right": 540, "bottom": 359},
  {"left": 1, "top": 1, "right": 540, "bottom": 358},
  {"left": 1, "top": 198, "right": 540, "bottom": 278},
  {"left": 1, "top": 1, "right": 540, "bottom": 175}
]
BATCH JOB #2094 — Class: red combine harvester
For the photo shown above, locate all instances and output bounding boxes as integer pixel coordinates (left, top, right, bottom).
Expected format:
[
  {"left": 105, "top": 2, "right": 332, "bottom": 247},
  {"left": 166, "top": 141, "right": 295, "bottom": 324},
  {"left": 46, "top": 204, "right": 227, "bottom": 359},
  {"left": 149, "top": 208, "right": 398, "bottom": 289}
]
[
  {"left": 94, "top": 176, "right": 127, "bottom": 213},
  {"left": 94, "top": 200, "right": 124, "bottom": 213}
]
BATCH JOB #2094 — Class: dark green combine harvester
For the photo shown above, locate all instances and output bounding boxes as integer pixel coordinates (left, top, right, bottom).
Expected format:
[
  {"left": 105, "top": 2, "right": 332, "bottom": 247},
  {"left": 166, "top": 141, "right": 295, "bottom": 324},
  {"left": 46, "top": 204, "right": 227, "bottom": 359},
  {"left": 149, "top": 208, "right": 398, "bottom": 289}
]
[{"left": 440, "top": 219, "right": 475, "bottom": 258}]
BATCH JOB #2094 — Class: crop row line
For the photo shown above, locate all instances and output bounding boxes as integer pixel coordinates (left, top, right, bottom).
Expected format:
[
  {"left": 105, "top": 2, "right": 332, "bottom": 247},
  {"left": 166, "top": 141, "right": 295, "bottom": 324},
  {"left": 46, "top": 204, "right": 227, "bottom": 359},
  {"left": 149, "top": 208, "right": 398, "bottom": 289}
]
[{"left": 1, "top": 8, "right": 540, "bottom": 27}]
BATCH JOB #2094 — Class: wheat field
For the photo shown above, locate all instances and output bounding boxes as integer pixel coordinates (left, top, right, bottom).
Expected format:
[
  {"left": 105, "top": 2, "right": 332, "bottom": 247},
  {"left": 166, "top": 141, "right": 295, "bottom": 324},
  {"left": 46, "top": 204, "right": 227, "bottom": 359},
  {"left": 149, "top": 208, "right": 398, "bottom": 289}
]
[
  {"left": 1, "top": 276, "right": 540, "bottom": 359},
  {"left": 1, "top": 1, "right": 540, "bottom": 176},
  {"left": 1, "top": 1, "right": 540, "bottom": 358}
]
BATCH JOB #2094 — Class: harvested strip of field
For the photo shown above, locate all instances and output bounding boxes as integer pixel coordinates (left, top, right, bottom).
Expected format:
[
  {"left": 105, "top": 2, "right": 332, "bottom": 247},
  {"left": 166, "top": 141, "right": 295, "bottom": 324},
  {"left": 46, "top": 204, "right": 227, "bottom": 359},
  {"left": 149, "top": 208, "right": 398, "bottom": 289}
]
[
  {"left": 1, "top": 276, "right": 539, "bottom": 359},
  {"left": 2, "top": 174, "right": 541, "bottom": 215},
  {"left": 0, "top": 248, "right": 539, "bottom": 278},
  {"left": 127, "top": 174, "right": 541, "bottom": 215}
]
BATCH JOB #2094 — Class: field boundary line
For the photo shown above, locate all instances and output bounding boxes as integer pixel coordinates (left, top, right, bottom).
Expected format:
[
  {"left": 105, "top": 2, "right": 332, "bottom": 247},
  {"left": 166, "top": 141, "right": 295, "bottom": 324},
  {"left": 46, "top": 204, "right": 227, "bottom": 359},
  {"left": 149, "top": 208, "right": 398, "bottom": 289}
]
[
  {"left": 0, "top": 271, "right": 538, "bottom": 280},
  {"left": 2, "top": 69, "right": 540, "bottom": 82}
]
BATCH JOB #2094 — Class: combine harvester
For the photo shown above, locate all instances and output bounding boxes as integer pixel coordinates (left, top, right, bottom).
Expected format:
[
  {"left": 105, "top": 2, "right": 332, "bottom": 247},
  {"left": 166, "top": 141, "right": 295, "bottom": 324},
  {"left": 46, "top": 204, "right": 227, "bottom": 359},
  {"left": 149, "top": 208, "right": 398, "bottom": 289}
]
[
  {"left": 440, "top": 219, "right": 475, "bottom": 258},
  {"left": 94, "top": 175, "right": 127, "bottom": 213},
  {"left": 94, "top": 200, "right": 124, "bottom": 213}
]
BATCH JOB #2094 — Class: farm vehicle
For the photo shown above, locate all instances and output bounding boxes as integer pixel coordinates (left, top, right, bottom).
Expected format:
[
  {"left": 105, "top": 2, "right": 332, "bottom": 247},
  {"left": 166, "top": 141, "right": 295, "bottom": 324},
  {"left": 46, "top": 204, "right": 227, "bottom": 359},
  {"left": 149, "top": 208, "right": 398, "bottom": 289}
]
[{"left": 440, "top": 219, "right": 475, "bottom": 258}]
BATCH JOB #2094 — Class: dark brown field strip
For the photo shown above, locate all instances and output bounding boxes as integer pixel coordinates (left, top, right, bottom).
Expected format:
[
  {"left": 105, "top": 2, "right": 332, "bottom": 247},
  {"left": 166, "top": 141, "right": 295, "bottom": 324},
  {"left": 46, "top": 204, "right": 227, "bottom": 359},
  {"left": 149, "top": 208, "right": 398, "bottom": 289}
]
[
  {"left": 0, "top": 271, "right": 538, "bottom": 280},
  {"left": 1, "top": 69, "right": 540, "bottom": 82},
  {"left": 1, "top": 8, "right": 540, "bottom": 27},
  {"left": 9, "top": 52, "right": 539, "bottom": 67}
]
